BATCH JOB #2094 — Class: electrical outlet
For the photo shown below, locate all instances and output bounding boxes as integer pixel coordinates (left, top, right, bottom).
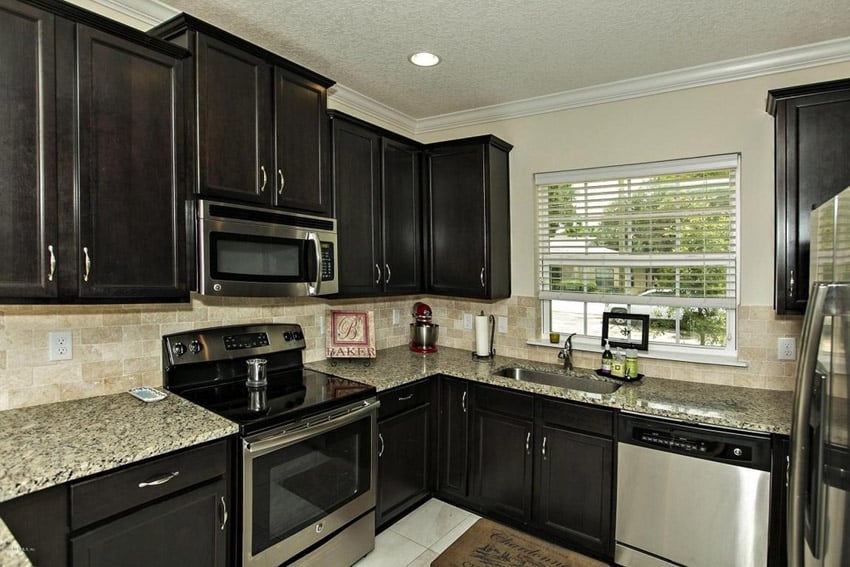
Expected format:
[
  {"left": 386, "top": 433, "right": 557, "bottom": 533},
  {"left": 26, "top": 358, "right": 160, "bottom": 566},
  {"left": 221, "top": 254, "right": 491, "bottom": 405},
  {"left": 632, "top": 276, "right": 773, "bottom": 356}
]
[
  {"left": 49, "top": 331, "right": 73, "bottom": 361},
  {"left": 392, "top": 309, "right": 400, "bottom": 325},
  {"left": 777, "top": 337, "right": 796, "bottom": 361},
  {"left": 463, "top": 313, "right": 474, "bottom": 330},
  {"left": 497, "top": 316, "right": 508, "bottom": 333}
]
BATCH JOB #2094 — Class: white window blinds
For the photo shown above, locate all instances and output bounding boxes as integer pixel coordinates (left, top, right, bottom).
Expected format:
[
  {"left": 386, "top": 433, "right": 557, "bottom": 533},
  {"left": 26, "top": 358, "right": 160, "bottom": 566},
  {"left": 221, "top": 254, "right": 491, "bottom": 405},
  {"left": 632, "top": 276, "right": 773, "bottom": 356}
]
[{"left": 535, "top": 155, "right": 739, "bottom": 309}]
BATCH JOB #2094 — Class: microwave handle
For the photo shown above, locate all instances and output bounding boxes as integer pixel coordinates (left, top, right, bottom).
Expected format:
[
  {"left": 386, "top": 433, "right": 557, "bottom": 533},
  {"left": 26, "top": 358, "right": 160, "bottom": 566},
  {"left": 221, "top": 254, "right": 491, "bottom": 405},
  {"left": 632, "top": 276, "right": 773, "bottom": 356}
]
[{"left": 306, "top": 232, "right": 322, "bottom": 296}]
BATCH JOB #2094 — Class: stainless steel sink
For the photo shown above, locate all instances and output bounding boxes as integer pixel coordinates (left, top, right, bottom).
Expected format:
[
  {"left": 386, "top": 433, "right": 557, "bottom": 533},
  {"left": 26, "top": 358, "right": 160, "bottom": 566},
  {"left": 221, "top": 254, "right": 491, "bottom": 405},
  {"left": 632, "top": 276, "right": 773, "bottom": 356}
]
[{"left": 493, "top": 366, "right": 621, "bottom": 395}]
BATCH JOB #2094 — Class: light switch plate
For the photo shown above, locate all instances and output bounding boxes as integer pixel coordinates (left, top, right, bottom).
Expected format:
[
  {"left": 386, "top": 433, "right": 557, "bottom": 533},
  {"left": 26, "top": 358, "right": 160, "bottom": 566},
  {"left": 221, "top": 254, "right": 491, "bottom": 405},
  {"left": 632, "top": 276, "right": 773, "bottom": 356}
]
[
  {"left": 497, "top": 316, "right": 508, "bottom": 333},
  {"left": 463, "top": 313, "right": 473, "bottom": 330},
  {"left": 392, "top": 309, "right": 400, "bottom": 325}
]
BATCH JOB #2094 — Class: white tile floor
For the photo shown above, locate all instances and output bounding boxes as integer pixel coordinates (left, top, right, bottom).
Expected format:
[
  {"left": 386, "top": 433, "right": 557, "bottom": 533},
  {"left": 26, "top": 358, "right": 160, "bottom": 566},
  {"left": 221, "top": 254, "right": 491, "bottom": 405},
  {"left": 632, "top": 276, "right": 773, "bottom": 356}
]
[{"left": 353, "top": 499, "right": 480, "bottom": 567}]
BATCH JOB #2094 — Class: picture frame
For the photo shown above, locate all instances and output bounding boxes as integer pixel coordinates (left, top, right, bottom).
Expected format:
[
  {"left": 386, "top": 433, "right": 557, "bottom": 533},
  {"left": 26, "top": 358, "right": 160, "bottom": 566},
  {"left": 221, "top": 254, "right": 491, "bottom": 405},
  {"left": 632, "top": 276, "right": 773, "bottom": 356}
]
[
  {"left": 601, "top": 312, "right": 649, "bottom": 351},
  {"left": 325, "top": 310, "right": 377, "bottom": 359}
]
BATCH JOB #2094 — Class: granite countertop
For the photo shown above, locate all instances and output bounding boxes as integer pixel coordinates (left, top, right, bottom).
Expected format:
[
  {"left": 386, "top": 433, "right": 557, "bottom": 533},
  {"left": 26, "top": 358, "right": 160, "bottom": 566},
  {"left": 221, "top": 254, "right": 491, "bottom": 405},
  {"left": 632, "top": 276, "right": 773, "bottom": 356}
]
[
  {"left": 307, "top": 345, "right": 794, "bottom": 435},
  {"left": 0, "top": 392, "right": 238, "bottom": 504}
]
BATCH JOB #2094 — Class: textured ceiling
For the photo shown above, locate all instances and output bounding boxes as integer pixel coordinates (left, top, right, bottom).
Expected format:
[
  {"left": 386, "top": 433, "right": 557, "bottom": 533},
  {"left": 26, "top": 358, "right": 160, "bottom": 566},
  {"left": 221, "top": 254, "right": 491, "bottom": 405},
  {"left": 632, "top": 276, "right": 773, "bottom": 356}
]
[{"left": 161, "top": 0, "right": 850, "bottom": 119}]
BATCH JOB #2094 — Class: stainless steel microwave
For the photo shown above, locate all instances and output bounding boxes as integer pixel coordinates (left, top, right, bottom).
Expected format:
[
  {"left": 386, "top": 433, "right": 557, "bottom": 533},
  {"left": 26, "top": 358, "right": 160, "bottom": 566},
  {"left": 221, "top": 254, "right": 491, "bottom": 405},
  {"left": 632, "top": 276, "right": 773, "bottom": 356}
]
[{"left": 197, "top": 199, "right": 338, "bottom": 297}]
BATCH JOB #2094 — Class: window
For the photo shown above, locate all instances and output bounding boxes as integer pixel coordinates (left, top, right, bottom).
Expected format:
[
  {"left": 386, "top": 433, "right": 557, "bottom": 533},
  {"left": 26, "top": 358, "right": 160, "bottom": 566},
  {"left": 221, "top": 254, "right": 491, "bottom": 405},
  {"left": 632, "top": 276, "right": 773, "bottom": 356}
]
[{"left": 536, "top": 155, "right": 739, "bottom": 356}]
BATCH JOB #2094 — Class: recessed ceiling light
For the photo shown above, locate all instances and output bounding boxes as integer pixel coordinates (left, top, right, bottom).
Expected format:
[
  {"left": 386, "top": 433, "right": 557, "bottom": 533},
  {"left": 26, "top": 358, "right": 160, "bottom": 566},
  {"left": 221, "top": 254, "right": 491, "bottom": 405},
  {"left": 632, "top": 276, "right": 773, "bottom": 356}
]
[{"left": 409, "top": 52, "right": 440, "bottom": 67}]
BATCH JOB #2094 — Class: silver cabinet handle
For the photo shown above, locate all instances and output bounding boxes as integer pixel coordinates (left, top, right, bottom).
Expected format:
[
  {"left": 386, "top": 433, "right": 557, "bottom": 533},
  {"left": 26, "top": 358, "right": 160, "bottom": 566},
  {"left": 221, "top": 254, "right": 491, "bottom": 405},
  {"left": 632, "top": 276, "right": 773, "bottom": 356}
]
[
  {"left": 375, "top": 264, "right": 382, "bottom": 285},
  {"left": 461, "top": 390, "right": 467, "bottom": 413},
  {"left": 385, "top": 264, "right": 391, "bottom": 284},
  {"left": 480, "top": 267, "right": 485, "bottom": 289},
  {"left": 83, "top": 247, "right": 91, "bottom": 282},
  {"left": 542, "top": 436, "right": 548, "bottom": 460},
  {"left": 260, "top": 165, "right": 267, "bottom": 192},
  {"left": 789, "top": 269, "right": 795, "bottom": 298},
  {"left": 378, "top": 433, "right": 384, "bottom": 457},
  {"left": 277, "top": 169, "right": 285, "bottom": 195},
  {"left": 138, "top": 470, "right": 179, "bottom": 487},
  {"left": 219, "top": 496, "right": 228, "bottom": 530},
  {"left": 525, "top": 431, "right": 531, "bottom": 455},
  {"left": 47, "top": 245, "right": 56, "bottom": 282},
  {"left": 398, "top": 393, "right": 413, "bottom": 401}
]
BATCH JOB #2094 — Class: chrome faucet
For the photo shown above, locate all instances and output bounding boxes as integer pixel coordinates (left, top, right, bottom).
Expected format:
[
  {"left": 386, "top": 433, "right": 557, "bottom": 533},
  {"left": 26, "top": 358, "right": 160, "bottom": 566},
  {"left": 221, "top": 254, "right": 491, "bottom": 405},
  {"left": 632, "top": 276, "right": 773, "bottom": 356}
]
[{"left": 558, "top": 333, "right": 577, "bottom": 371}]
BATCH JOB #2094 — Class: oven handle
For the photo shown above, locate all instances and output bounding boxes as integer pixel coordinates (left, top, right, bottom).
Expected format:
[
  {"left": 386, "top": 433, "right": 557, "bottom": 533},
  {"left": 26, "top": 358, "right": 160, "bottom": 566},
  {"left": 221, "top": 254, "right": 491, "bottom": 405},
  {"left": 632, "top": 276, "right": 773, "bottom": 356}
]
[
  {"left": 306, "top": 232, "right": 322, "bottom": 296},
  {"left": 244, "top": 400, "right": 379, "bottom": 455}
]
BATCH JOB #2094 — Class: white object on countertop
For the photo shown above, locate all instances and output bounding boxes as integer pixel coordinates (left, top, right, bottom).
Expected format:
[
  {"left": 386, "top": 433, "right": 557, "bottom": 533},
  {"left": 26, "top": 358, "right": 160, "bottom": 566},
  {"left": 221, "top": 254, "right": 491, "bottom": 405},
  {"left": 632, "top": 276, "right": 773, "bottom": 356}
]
[{"left": 475, "top": 313, "right": 490, "bottom": 356}]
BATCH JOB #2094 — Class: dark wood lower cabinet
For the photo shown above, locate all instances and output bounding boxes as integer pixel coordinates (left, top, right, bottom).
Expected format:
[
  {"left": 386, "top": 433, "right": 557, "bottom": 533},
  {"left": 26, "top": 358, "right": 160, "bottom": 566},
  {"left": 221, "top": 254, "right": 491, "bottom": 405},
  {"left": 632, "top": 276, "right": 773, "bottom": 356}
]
[
  {"left": 376, "top": 380, "right": 434, "bottom": 529},
  {"left": 436, "top": 376, "right": 470, "bottom": 503},
  {"left": 533, "top": 424, "right": 613, "bottom": 555},
  {"left": 71, "top": 479, "right": 227, "bottom": 567},
  {"left": 470, "top": 408, "right": 533, "bottom": 524}
]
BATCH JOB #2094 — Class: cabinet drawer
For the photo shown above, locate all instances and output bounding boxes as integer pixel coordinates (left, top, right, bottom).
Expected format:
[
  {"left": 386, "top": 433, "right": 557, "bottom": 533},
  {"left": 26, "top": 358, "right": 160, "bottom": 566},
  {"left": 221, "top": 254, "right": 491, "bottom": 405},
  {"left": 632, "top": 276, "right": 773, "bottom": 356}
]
[
  {"left": 70, "top": 439, "right": 227, "bottom": 530},
  {"left": 378, "top": 379, "right": 431, "bottom": 420},
  {"left": 474, "top": 383, "right": 533, "bottom": 419},
  {"left": 537, "top": 398, "right": 614, "bottom": 437}
]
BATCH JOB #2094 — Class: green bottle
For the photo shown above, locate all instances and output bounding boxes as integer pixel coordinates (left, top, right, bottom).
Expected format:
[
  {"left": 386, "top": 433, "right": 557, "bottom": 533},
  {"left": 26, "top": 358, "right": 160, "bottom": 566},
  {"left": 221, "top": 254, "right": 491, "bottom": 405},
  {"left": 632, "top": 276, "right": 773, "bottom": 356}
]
[{"left": 601, "top": 339, "right": 613, "bottom": 373}]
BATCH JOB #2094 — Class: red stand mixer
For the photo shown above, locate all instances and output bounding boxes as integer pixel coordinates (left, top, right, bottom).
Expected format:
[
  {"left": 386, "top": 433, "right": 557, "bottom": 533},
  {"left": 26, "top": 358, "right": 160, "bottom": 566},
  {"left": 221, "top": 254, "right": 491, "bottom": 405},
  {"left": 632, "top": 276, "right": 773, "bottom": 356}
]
[{"left": 409, "top": 302, "right": 439, "bottom": 353}]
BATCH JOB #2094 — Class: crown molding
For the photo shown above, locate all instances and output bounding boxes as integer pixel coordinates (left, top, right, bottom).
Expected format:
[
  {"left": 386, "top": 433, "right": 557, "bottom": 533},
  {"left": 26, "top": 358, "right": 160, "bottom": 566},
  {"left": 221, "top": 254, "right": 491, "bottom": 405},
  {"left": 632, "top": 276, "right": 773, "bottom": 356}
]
[
  {"left": 327, "top": 85, "right": 418, "bottom": 137},
  {"left": 85, "top": 0, "right": 178, "bottom": 28},
  {"left": 414, "top": 37, "right": 850, "bottom": 133},
  {"left": 88, "top": 1, "right": 850, "bottom": 136}
]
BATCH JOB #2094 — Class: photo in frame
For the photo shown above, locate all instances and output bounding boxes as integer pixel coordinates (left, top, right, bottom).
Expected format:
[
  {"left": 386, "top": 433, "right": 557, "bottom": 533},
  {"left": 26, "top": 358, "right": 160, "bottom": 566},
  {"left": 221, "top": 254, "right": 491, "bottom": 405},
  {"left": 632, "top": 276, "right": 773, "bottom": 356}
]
[
  {"left": 325, "top": 310, "right": 377, "bottom": 359},
  {"left": 601, "top": 312, "right": 649, "bottom": 351}
]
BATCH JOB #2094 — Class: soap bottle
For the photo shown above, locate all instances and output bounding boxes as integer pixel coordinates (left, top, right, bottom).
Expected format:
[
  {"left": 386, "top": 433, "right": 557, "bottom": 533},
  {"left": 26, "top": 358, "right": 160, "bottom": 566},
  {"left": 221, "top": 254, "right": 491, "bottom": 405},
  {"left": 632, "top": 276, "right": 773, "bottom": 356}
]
[
  {"left": 611, "top": 347, "right": 626, "bottom": 378},
  {"left": 625, "top": 348, "right": 639, "bottom": 378},
  {"left": 601, "top": 339, "right": 613, "bottom": 373}
]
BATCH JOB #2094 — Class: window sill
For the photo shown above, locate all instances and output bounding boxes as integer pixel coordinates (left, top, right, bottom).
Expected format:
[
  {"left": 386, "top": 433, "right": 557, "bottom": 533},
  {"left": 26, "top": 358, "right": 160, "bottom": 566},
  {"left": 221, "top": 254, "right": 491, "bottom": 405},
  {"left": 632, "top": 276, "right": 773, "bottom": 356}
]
[{"left": 526, "top": 337, "right": 748, "bottom": 368}]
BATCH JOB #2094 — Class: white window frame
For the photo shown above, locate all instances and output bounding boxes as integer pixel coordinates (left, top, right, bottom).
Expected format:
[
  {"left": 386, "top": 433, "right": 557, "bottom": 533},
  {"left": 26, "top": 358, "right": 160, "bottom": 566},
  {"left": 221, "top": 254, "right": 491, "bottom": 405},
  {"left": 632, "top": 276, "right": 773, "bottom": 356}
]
[{"left": 534, "top": 155, "right": 742, "bottom": 365}]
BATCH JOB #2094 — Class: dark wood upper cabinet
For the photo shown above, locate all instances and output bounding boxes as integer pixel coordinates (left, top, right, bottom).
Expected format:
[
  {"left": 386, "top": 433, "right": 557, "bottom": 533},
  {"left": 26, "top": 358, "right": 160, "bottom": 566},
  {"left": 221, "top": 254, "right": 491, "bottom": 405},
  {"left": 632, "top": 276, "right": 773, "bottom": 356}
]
[
  {"left": 75, "top": 26, "right": 187, "bottom": 300},
  {"left": 0, "top": 0, "right": 57, "bottom": 299},
  {"left": 196, "top": 33, "right": 271, "bottom": 203},
  {"left": 152, "top": 15, "right": 334, "bottom": 216},
  {"left": 768, "top": 79, "right": 850, "bottom": 313},
  {"left": 274, "top": 68, "right": 331, "bottom": 214},
  {"left": 426, "top": 136, "right": 512, "bottom": 299},
  {"left": 331, "top": 112, "right": 422, "bottom": 296},
  {"left": 0, "top": 0, "right": 189, "bottom": 303}
]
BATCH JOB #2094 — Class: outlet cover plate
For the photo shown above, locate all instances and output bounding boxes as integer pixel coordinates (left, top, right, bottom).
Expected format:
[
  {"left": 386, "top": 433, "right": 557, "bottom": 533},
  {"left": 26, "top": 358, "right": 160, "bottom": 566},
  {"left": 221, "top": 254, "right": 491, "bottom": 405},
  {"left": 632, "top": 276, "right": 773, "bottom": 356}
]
[
  {"left": 463, "top": 313, "right": 473, "bottom": 330},
  {"left": 49, "top": 331, "right": 73, "bottom": 361},
  {"left": 497, "top": 316, "right": 508, "bottom": 333},
  {"left": 777, "top": 337, "right": 796, "bottom": 361}
]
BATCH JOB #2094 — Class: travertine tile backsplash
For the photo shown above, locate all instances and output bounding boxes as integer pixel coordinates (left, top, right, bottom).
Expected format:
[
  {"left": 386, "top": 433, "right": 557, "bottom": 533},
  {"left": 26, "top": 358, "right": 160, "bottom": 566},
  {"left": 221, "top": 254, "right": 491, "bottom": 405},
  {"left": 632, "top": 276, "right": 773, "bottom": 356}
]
[{"left": 0, "top": 295, "right": 800, "bottom": 410}]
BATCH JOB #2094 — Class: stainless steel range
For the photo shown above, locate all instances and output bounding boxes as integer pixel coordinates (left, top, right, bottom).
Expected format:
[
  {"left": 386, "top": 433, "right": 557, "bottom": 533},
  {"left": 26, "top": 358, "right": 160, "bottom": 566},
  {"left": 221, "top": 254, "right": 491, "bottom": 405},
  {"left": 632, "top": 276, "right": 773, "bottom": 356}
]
[{"left": 162, "top": 323, "right": 378, "bottom": 567}]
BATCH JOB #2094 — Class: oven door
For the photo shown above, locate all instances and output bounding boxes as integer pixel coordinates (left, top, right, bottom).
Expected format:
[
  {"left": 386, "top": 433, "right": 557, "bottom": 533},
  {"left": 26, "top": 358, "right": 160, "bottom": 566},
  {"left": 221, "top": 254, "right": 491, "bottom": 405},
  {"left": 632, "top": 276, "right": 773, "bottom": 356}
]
[
  {"left": 242, "top": 400, "right": 378, "bottom": 567},
  {"left": 198, "top": 199, "right": 338, "bottom": 297}
]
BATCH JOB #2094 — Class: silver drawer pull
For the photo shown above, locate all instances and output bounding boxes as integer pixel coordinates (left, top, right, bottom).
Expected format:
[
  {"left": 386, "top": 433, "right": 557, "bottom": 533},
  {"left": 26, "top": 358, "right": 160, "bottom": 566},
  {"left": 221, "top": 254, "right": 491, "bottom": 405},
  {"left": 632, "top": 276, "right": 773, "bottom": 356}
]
[
  {"left": 398, "top": 393, "right": 413, "bottom": 401},
  {"left": 138, "top": 470, "right": 179, "bottom": 487},
  {"left": 48, "top": 245, "right": 56, "bottom": 282},
  {"left": 461, "top": 390, "right": 467, "bottom": 413},
  {"left": 219, "top": 496, "right": 228, "bottom": 530},
  {"left": 542, "top": 436, "right": 548, "bottom": 460},
  {"left": 525, "top": 431, "right": 531, "bottom": 454}
]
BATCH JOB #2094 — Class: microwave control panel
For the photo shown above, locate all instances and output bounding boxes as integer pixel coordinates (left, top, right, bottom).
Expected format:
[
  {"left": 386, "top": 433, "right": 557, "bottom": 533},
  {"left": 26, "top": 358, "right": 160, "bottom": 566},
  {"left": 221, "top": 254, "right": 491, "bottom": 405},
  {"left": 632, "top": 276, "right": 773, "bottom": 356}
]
[{"left": 321, "top": 242, "right": 335, "bottom": 281}]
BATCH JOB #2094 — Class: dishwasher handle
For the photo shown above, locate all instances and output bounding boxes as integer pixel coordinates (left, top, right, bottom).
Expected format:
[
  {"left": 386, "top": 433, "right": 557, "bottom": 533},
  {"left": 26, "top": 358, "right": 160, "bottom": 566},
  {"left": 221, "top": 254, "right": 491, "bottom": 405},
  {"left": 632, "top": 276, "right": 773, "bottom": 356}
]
[{"left": 618, "top": 414, "right": 772, "bottom": 472}]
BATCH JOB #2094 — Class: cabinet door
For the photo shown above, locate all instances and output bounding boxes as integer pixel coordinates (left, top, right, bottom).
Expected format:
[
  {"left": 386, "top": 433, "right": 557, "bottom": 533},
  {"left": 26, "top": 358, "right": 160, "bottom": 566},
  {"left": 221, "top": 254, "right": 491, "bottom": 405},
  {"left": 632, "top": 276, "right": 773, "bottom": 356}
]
[
  {"left": 774, "top": 88, "right": 850, "bottom": 313},
  {"left": 470, "top": 409, "right": 533, "bottom": 523},
  {"left": 427, "top": 143, "right": 487, "bottom": 297},
  {"left": 332, "top": 117, "right": 382, "bottom": 296},
  {"left": 0, "top": 0, "right": 58, "bottom": 298},
  {"left": 534, "top": 425, "right": 613, "bottom": 555},
  {"left": 274, "top": 68, "right": 330, "bottom": 215},
  {"left": 75, "top": 27, "right": 187, "bottom": 300},
  {"left": 437, "top": 377, "right": 470, "bottom": 502},
  {"left": 196, "top": 34, "right": 272, "bottom": 203},
  {"left": 382, "top": 138, "right": 422, "bottom": 295},
  {"left": 377, "top": 403, "right": 431, "bottom": 528},
  {"left": 71, "top": 479, "right": 227, "bottom": 567}
]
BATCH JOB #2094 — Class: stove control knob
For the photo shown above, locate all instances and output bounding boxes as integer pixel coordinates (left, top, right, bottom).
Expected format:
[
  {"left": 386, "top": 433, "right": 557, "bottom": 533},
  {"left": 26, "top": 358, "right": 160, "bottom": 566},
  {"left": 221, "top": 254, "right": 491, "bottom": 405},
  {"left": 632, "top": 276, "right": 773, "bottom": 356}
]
[
  {"left": 189, "top": 340, "right": 202, "bottom": 354},
  {"left": 172, "top": 342, "right": 187, "bottom": 357},
  {"left": 283, "top": 332, "right": 293, "bottom": 341},
  {"left": 294, "top": 331, "right": 304, "bottom": 340}
]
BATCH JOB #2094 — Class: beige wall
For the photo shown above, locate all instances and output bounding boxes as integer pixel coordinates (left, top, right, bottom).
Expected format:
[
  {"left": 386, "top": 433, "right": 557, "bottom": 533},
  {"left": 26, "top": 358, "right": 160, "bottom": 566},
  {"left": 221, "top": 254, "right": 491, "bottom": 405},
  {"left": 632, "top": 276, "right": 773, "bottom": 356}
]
[{"left": 415, "top": 62, "right": 850, "bottom": 303}]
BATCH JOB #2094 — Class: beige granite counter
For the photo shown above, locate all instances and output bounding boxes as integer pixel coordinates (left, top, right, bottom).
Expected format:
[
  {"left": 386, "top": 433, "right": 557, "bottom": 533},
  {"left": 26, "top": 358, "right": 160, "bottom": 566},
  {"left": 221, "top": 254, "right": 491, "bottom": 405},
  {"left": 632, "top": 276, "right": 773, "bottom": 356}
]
[
  {"left": 0, "top": 392, "right": 238, "bottom": 504},
  {"left": 307, "top": 345, "right": 793, "bottom": 435}
]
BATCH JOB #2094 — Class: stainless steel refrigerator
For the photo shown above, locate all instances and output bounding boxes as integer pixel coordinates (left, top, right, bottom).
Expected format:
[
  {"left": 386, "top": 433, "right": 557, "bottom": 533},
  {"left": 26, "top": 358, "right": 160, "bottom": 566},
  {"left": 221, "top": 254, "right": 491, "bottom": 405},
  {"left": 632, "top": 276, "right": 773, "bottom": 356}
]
[{"left": 788, "top": 185, "right": 850, "bottom": 566}]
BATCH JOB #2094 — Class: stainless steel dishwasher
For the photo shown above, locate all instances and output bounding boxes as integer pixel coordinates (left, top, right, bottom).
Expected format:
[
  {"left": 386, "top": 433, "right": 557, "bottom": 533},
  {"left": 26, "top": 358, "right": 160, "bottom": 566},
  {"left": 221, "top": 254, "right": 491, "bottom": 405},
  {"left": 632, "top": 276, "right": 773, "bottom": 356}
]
[{"left": 615, "top": 414, "right": 773, "bottom": 567}]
